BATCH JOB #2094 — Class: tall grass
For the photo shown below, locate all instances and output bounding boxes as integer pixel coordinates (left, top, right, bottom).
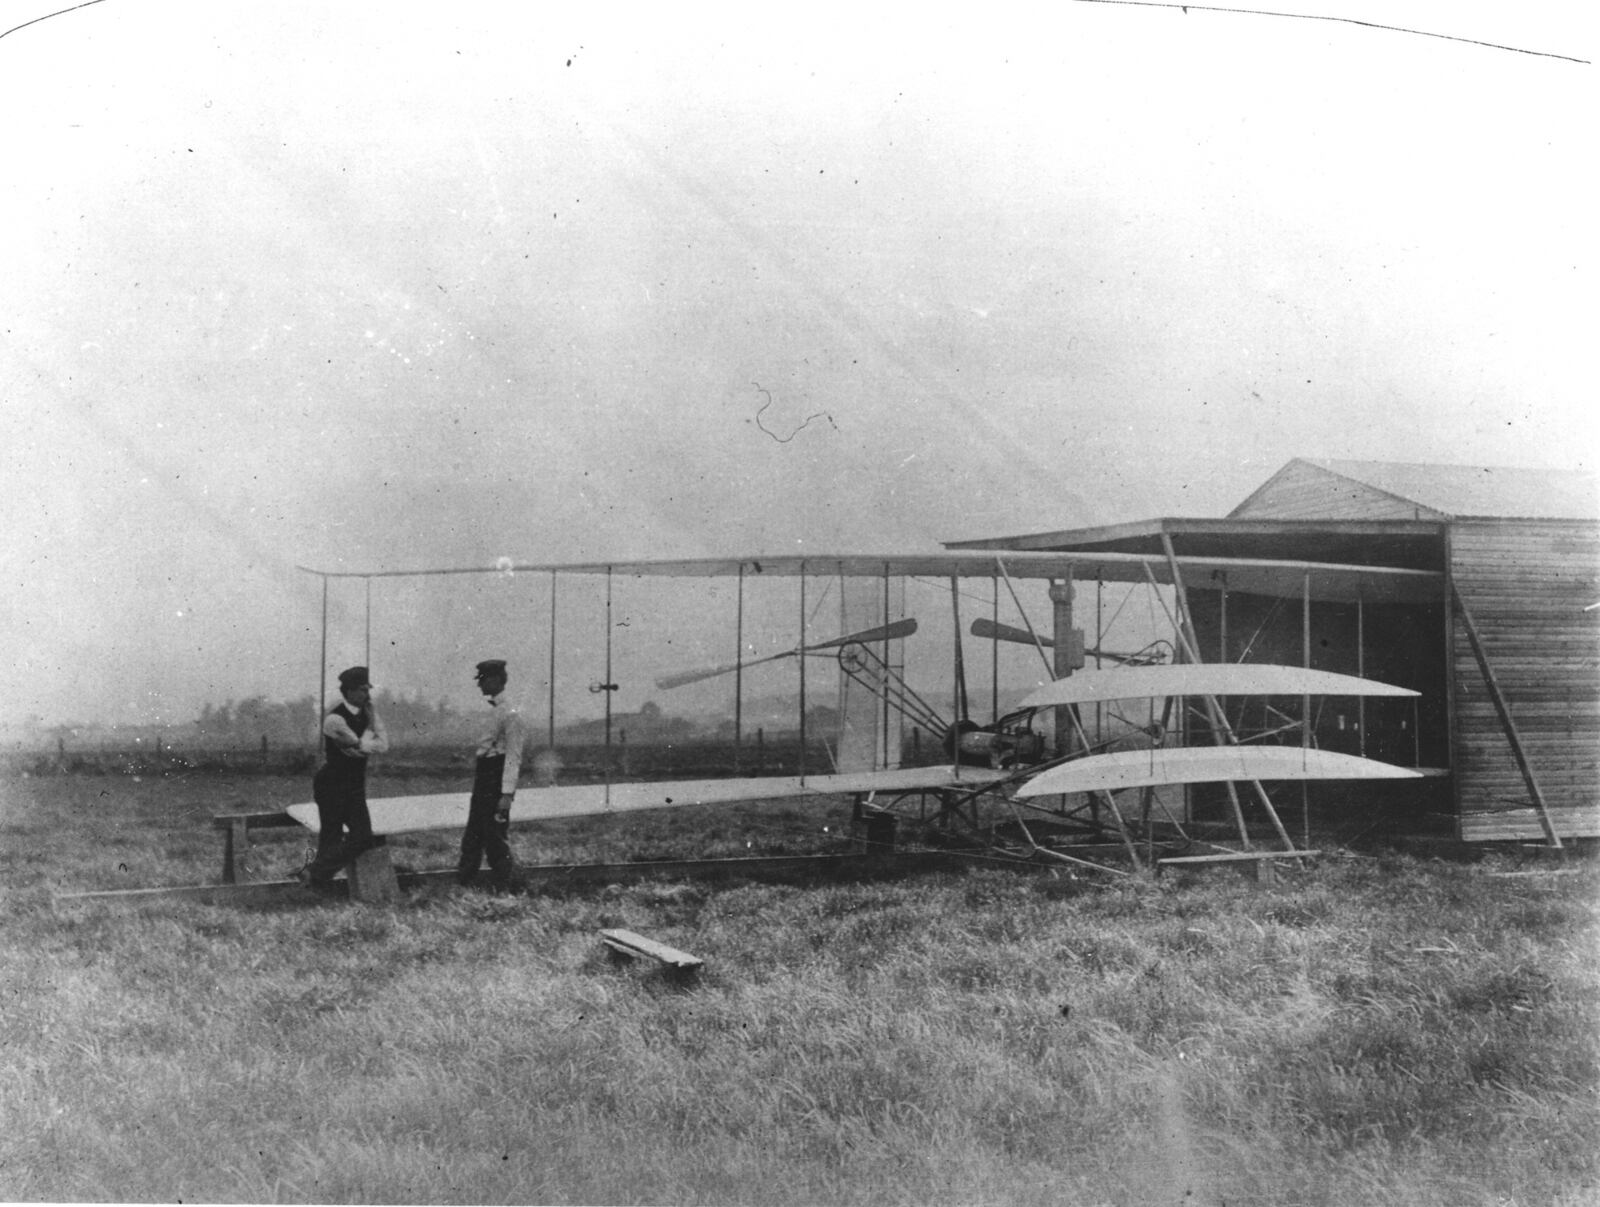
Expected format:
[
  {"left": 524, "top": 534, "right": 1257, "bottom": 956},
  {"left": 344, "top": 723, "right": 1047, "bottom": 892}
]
[{"left": 2, "top": 771, "right": 1596, "bottom": 1204}]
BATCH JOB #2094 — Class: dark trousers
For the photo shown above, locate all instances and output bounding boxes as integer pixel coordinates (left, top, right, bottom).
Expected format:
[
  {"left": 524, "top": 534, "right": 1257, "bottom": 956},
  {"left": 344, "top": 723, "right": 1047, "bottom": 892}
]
[
  {"left": 458, "top": 755, "right": 515, "bottom": 885},
  {"left": 307, "top": 765, "right": 379, "bottom": 881}
]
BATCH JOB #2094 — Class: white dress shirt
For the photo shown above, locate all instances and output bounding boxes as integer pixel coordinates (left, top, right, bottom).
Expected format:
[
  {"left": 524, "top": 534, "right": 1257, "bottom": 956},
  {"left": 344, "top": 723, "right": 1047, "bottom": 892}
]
[{"left": 476, "top": 692, "right": 527, "bottom": 794}]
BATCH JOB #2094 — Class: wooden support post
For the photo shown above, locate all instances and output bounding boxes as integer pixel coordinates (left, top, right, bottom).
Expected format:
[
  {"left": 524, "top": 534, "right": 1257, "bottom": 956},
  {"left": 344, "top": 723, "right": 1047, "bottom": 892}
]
[
  {"left": 223, "top": 819, "right": 245, "bottom": 884},
  {"left": 318, "top": 576, "right": 328, "bottom": 721},
  {"left": 1049, "top": 573, "right": 1076, "bottom": 757},
  {"left": 1453, "top": 588, "right": 1563, "bottom": 849},
  {"left": 991, "top": 576, "right": 1000, "bottom": 725},
  {"left": 949, "top": 575, "right": 963, "bottom": 777},
  {"left": 1357, "top": 583, "right": 1367, "bottom": 758},
  {"left": 884, "top": 565, "right": 896, "bottom": 768},
  {"left": 1095, "top": 572, "right": 1105, "bottom": 748},
  {"left": 799, "top": 563, "right": 807, "bottom": 784},
  {"left": 1303, "top": 571, "right": 1312, "bottom": 853},
  {"left": 604, "top": 566, "right": 614, "bottom": 803},
  {"left": 734, "top": 563, "right": 744, "bottom": 775},
  {"left": 549, "top": 568, "right": 559, "bottom": 754}
]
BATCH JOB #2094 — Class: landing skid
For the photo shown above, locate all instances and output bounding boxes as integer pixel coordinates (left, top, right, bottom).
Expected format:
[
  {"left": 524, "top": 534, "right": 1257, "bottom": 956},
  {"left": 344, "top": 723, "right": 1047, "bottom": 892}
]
[{"left": 849, "top": 784, "right": 1152, "bottom": 876}]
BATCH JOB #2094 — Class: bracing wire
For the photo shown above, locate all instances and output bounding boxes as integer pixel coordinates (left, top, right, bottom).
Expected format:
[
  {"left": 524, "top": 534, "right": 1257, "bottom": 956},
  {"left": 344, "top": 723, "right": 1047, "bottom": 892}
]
[
  {"left": 1, "top": 0, "right": 109, "bottom": 43},
  {"left": 1070, "top": 0, "right": 1588, "bottom": 64}
]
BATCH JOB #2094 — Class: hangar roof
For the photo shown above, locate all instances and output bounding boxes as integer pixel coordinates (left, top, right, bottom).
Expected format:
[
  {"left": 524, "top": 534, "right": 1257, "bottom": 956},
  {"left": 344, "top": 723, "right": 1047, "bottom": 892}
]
[
  {"left": 1232, "top": 458, "right": 1598, "bottom": 521},
  {"left": 946, "top": 460, "right": 1596, "bottom": 573}
]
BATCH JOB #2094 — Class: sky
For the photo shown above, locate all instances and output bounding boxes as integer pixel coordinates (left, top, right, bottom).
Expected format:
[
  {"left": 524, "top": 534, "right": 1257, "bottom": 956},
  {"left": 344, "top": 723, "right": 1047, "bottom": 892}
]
[{"left": 1, "top": 0, "right": 1592, "bottom": 729}]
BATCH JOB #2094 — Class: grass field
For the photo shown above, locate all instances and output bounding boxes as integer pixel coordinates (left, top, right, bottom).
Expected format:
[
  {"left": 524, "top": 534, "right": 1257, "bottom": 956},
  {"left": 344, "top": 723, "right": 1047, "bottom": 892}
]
[{"left": 2, "top": 769, "right": 1597, "bottom": 1205}]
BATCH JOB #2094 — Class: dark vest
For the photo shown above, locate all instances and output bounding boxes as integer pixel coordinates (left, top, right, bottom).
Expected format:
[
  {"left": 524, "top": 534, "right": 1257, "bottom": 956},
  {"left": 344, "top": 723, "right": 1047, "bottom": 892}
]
[{"left": 321, "top": 703, "right": 370, "bottom": 782}]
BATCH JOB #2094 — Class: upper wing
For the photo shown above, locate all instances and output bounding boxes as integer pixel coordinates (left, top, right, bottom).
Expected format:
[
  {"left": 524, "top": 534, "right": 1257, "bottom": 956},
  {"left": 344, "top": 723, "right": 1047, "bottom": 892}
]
[{"left": 308, "top": 549, "right": 1443, "bottom": 604}]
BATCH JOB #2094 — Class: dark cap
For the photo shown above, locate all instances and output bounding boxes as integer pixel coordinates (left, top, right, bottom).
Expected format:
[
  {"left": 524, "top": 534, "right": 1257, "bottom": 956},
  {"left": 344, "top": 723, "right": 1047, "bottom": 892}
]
[
  {"left": 474, "top": 659, "right": 508, "bottom": 680},
  {"left": 337, "top": 666, "right": 371, "bottom": 691}
]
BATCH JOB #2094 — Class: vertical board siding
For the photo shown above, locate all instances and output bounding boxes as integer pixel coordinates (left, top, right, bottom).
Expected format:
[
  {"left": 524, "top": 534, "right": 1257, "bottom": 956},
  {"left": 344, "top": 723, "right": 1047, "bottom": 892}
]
[{"left": 1452, "top": 520, "right": 1600, "bottom": 841}]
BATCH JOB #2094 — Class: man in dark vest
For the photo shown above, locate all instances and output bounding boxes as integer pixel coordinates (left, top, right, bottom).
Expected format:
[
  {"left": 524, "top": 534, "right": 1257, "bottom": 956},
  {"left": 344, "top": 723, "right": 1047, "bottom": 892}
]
[
  {"left": 459, "top": 658, "right": 526, "bottom": 887},
  {"left": 300, "top": 665, "right": 390, "bottom": 885}
]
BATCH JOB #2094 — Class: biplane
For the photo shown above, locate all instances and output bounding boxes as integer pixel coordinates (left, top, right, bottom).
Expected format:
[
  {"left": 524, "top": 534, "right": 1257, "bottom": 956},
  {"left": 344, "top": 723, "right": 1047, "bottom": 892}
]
[{"left": 288, "top": 548, "right": 1436, "bottom": 879}]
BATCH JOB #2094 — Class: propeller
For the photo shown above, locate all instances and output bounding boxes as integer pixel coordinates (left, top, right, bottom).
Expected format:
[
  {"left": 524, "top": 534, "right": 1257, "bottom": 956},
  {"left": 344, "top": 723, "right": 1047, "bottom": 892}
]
[
  {"left": 969, "top": 619, "right": 1162, "bottom": 666},
  {"left": 656, "top": 618, "right": 918, "bottom": 690},
  {"left": 971, "top": 618, "right": 1053, "bottom": 648}
]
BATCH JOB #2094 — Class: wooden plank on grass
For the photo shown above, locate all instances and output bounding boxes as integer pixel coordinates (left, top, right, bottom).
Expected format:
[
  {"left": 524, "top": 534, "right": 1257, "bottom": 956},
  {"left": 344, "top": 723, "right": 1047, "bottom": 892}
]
[
  {"left": 54, "top": 879, "right": 348, "bottom": 907},
  {"left": 1158, "top": 850, "right": 1319, "bottom": 868},
  {"left": 600, "top": 928, "right": 703, "bottom": 970}
]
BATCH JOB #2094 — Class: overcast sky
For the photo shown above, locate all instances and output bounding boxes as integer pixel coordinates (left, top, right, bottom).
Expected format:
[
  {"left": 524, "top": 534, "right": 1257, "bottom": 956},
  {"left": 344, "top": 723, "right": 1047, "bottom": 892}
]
[{"left": 1, "top": 1, "right": 1591, "bottom": 729}]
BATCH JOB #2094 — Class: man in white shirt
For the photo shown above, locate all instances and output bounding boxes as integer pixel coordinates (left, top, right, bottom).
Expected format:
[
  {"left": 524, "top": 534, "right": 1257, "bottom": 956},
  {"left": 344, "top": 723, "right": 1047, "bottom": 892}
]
[
  {"left": 301, "top": 665, "right": 390, "bottom": 884},
  {"left": 458, "top": 658, "right": 526, "bottom": 887}
]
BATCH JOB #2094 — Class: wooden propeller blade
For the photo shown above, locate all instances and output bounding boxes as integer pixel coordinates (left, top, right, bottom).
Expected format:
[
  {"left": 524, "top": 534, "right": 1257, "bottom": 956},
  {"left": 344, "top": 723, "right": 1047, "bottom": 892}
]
[
  {"left": 656, "top": 618, "right": 919, "bottom": 690},
  {"left": 806, "top": 617, "right": 918, "bottom": 652},
  {"left": 970, "top": 618, "right": 1146, "bottom": 665},
  {"left": 655, "top": 651, "right": 790, "bottom": 690},
  {"left": 971, "top": 618, "right": 1054, "bottom": 647}
]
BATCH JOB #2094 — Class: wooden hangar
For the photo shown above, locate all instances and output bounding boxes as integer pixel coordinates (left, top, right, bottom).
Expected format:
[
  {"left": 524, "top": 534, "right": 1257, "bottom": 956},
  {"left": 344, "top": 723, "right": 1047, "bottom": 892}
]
[{"left": 948, "top": 457, "right": 1599, "bottom": 845}]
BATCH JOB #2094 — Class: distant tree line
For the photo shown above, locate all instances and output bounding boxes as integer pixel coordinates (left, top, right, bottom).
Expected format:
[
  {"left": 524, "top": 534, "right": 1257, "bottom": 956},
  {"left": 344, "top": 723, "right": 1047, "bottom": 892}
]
[
  {"left": 188, "top": 692, "right": 845, "bottom": 748},
  {"left": 194, "top": 691, "right": 480, "bottom": 747},
  {"left": 4, "top": 692, "right": 845, "bottom": 758}
]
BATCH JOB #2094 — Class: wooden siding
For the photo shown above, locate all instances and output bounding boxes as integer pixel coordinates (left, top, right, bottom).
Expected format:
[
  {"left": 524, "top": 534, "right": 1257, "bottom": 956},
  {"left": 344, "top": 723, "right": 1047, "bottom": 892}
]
[
  {"left": 1452, "top": 520, "right": 1600, "bottom": 841},
  {"left": 1231, "top": 461, "right": 1447, "bottom": 521}
]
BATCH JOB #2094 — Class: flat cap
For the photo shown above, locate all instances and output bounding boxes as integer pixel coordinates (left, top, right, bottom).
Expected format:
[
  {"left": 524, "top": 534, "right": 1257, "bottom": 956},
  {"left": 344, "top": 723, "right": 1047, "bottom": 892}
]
[
  {"left": 474, "top": 659, "right": 508, "bottom": 680},
  {"left": 337, "top": 666, "right": 371, "bottom": 691}
]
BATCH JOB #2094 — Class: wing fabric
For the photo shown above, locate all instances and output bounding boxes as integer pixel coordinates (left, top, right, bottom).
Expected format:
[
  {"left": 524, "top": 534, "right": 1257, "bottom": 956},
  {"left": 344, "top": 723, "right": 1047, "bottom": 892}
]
[
  {"left": 1020, "top": 664, "right": 1419, "bottom": 710},
  {"left": 1015, "top": 745, "right": 1422, "bottom": 798},
  {"left": 285, "top": 765, "right": 1006, "bottom": 834}
]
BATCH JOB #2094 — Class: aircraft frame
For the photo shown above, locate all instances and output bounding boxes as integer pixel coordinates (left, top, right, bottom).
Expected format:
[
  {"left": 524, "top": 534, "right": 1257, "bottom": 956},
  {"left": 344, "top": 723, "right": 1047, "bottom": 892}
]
[{"left": 291, "top": 547, "right": 1434, "bottom": 878}]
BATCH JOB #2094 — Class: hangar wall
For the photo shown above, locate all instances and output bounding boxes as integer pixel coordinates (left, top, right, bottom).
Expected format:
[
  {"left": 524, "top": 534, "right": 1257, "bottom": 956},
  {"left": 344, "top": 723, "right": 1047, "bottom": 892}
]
[{"left": 1450, "top": 519, "right": 1600, "bottom": 841}]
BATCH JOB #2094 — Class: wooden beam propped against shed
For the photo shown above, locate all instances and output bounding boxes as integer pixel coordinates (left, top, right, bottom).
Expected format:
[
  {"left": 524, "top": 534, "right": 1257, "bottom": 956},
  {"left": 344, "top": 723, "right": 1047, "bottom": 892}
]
[{"left": 1452, "top": 587, "right": 1563, "bottom": 849}]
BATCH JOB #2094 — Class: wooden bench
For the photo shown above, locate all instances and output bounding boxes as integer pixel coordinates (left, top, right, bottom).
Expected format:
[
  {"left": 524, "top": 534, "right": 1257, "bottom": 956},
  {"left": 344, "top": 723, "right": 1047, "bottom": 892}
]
[
  {"left": 212, "top": 811, "right": 301, "bottom": 883},
  {"left": 600, "top": 928, "right": 704, "bottom": 973}
]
